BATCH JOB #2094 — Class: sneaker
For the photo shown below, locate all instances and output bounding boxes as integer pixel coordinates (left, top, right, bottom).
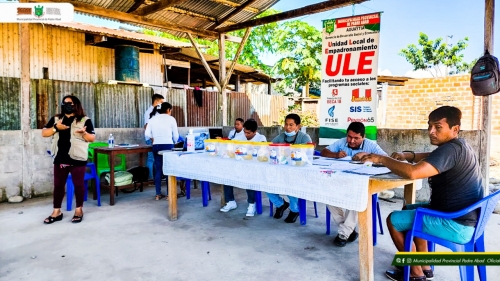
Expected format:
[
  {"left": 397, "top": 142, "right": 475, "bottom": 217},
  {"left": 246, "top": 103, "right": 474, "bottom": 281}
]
[
  {"left": 220, "top": 201, "right": 237, "bottom": 212},
  {"left": 246, "top": 203, "right": 256, "bottom": 217},
  {"left": 273, "top": 200, "right": 290, "bottom": 219}
]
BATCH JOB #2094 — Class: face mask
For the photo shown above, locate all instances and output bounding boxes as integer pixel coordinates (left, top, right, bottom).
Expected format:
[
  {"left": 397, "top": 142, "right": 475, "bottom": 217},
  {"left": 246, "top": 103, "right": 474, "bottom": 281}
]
[
  {"left": 62, "top": 103, "right": 74, "bottom": 114},
  {"left": 284, "top": 131, "right": 297, "bottom": 137}
]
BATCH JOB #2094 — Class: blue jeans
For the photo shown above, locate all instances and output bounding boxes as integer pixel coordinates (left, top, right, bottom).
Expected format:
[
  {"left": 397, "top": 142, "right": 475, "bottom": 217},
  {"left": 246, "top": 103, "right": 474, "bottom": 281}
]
[
  {"left": 224, "top": 186, "right": 255, "bottom": 203},
  {"left": 152, "top": 144, "right": 173, "bottom": 196},
  {"left": 390, "top": 203, "right": 475, "bottom": 244},
  {"left": 266, "top": 193, "right": 299, "bottom": 212},
  {"left": 146, "top": 139, "right": 154, "bottom": 180}
]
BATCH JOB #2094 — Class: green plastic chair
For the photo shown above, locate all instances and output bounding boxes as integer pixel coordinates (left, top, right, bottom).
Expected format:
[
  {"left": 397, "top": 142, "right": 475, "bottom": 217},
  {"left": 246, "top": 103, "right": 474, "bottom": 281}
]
[{"left": 88, "top": 142, "right": 127, "bottom": 177}]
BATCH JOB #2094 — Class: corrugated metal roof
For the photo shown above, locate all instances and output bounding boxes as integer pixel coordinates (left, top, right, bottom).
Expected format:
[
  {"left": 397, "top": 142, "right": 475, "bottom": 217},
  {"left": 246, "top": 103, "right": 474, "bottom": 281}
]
[
  {"left": 71, "top": 0, "right": 280, "bottom": 39},
  {"left": 46, "top": 22, "right": 192, "bottom": 48}
]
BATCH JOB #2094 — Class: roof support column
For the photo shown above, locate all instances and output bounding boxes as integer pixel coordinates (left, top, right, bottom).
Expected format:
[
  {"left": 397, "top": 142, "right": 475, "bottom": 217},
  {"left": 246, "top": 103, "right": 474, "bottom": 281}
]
[
  {"left": 20, "top": 22, "right": 33, "bottom": 198},
  {"left": 218, "top": 33, "right": 227, "bottom": 126},
  {"left": 481, "top": 0, "right": 494, "bottom": 195}
]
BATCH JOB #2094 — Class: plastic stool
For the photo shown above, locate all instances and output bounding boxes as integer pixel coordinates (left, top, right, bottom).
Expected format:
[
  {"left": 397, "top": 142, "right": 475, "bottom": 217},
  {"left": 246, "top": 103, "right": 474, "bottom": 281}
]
[
  {"left": 66, "top": 163, "right": 101, "bottom": 211},
  {"left": 326, "top": 193, "right": 383, "bottom": 246}
]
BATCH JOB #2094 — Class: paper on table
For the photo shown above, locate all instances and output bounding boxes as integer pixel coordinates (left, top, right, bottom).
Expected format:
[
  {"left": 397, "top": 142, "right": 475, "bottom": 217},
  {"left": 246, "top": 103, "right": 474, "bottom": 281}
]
[{"left": 345, "top": 166, "right": 391, "bottom": 175}]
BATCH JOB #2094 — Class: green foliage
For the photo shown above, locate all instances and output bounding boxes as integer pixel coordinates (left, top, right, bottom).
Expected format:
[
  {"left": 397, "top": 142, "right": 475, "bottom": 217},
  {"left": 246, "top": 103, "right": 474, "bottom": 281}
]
[
  {"left": 278, "top": 109, "right": 319, "bottom": 127},
  {"left": 271, "top": 21, "right": 322, "bottom": 95},
  {"left": 399, "top": 32, "right": 475, "bottom": 76}
]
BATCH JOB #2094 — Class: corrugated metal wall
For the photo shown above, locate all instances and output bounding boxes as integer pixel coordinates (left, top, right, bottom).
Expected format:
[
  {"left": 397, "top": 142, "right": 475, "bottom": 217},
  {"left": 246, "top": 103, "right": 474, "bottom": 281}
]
[
  {"left": 228, "top": 92, "right": 287, "bottom": 126},
  {"left": 186, "top": 89, "right": 219, "bottom": 126},
  {"left": 0, "top": 77, "right": 20, "bottom": 130},
  {"left": 0, "top": 23, "right": 165, "bottom": 85}
]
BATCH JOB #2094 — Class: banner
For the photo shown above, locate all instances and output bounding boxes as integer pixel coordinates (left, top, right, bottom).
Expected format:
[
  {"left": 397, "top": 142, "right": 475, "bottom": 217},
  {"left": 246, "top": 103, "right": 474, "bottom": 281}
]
[{"left": 319, "top": 13, "right": 381, "bottom": 145}]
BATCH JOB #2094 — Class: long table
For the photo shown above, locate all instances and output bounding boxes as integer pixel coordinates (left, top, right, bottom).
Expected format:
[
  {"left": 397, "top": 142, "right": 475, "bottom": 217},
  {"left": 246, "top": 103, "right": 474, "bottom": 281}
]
[
  {"left": 162, "top": 152, "right": 415, "bottom": 281},
  {"left": 94, "top": 145, "right": 152, "bottom": 205}
]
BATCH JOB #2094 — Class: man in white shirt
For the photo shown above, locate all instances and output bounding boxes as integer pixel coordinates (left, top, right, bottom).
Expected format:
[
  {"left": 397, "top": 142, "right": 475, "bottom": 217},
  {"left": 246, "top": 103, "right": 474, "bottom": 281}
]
[
  {"left": 144, "top": 94, "right": 164, "bottom": 180},
  {"left": 220, "top": 119, "right": 266, "bottom": 216},
  {"left": 227, "top": 118, "right": 244, "bottom": 140},
  {"left": 320, "top": 122, "right": 387, "bottom": 247}
]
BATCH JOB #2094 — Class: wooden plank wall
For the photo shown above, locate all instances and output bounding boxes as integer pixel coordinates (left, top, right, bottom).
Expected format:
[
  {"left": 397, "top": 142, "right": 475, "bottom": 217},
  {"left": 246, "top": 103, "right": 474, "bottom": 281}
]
[{"left": 0, "top": 23, "right": 164, "bottom": 85}]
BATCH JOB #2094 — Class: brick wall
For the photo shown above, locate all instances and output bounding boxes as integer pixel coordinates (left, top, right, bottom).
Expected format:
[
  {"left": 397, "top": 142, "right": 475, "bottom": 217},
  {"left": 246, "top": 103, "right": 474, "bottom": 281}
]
[{"left": 380, "top": 75, "right": 500, "bottom": 133}]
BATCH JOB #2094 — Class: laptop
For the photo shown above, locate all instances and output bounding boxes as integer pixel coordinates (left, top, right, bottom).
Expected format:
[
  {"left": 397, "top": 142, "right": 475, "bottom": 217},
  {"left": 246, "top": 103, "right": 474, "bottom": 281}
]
[{"left": 209, "top": 128, "right": 223, "bottom": 139}]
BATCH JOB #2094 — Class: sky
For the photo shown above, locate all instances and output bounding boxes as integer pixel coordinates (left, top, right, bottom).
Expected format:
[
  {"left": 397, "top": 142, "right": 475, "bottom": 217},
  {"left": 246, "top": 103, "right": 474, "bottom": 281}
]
[{"left": 72, "top": 0, "right": 499, "bottom": 78}]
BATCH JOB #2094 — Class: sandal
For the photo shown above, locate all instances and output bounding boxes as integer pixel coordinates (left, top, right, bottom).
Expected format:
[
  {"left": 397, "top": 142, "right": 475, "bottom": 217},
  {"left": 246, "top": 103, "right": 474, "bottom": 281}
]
[
  {"left": 71, "top": 214, "right": 83, "bottom": 223},
  {"left": 44, "top": 213, "right": 63, "bottom": 224},
  {"left": 155, "top": 194, "right": 166, "bottom": 200}
]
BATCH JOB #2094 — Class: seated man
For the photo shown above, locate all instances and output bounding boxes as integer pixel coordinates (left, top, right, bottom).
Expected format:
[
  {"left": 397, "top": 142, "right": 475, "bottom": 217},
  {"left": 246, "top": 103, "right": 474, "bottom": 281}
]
[
  {"left": 321, "top": 122, "right": 387, "bottom": 247},
  {"left": 220, "top": 119, "right": 267, "bottom": 216},
  {"left": 267, "top": 113, "right": 312, "bottom": 223},
  {"left": 228, "top": 118, "right": 245, "bottom": 140},
  {"left": 361, "top": 106, "right": 483, "bottom": 281}
]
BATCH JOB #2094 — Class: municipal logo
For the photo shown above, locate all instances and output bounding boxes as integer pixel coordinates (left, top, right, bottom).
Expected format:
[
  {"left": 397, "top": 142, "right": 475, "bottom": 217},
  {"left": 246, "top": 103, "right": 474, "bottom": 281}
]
[
  {"left": 323, "top": 19, "right": 335, "bottom": 34},
  {"left": 34, "top": 5, "right": 44, "bottom": 18}
]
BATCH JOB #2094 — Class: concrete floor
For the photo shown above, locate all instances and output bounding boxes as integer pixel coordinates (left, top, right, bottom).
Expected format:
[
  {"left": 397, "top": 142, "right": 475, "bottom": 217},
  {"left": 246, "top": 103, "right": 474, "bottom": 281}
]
[{"left": 1, "top": 185, "right": 500, "bottom": 281}]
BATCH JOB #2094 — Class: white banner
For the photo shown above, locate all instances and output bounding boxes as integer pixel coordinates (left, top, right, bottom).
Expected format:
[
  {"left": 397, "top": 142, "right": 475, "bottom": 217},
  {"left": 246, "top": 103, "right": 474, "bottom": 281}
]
[
  {"left": 0, "top": 3, "right": 74, "bottom": 23},
  {"left": 320, "top": 13, "right": 381, "bottom": 145}
]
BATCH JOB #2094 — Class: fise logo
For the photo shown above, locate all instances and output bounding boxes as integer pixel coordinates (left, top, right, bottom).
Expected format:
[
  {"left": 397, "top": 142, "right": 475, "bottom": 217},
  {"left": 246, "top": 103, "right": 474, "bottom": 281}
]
[
  {"left": 328, "top": 105, "right": 335, "bottom": 117},
  {"left": 349, "top": 106, "right": 372, "bottom": 113}
]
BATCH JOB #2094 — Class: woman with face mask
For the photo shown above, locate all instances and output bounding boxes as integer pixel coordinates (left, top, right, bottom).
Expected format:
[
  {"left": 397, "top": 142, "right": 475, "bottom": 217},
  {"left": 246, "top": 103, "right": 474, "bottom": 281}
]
[
  {"left": 144, "top": 102, "right": 179, "bottom": 200},
  {"left": 41, "top": 95, "right": 96, "bottom": 224},
  {"left": 267, "top": 113, "right": 312, "bottom": 223}
]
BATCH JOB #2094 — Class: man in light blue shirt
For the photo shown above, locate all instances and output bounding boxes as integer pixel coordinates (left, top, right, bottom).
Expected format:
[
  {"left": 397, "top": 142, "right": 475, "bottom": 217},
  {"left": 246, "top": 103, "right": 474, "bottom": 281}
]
[{"left": 320, "top": 122, "right": 387, "bottom": 247}]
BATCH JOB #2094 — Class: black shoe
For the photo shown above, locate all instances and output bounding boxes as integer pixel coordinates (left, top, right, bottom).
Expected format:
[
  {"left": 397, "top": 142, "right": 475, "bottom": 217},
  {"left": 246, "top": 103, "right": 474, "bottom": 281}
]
[
  {"left": 333, "top": 234, "right": 348, "bottom": 247},
  {"left": 347, "top": 230, "right": 359, "bottom": 242},
  {"left": 43, "top": 213, "right": 63, "bottom": 224},
  {"left": 385, "top": 270, "right": 427, "bottom": 281},
  {"left": 284, "top": 211, "right": 299, "bottom": 223},
  {"left": 394, "top": 267, "right": 433, "bottom": 280},
  {"left": 273, "top": 201, "right": 290, "bottom": 219}
]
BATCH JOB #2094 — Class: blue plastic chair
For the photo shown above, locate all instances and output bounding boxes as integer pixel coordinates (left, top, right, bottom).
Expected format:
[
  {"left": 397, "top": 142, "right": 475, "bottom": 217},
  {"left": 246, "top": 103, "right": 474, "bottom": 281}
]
[
  {"left": 314, "top": 150, "right": 321, "bottom": 156},
  {"left": 269, "top": 199, "right": 318, "bottom": 225},
  {"left": 325, "top": 193, "right": 384, "bottom": 246},
  {"left": 181, "top": 178, "right": 212, "bottom": 207},
  {"left": 66, "top": 162, "right": 101, "bottom": 211},
  {"left": 402, "top": 190, "right": 500, "bottom": 281}
]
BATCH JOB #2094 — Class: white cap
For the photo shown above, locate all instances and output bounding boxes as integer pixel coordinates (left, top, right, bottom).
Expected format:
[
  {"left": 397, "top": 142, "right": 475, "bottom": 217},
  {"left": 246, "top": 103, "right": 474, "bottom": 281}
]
[{"left": 189, "top": 129, "right": 193, "bottom": 134}]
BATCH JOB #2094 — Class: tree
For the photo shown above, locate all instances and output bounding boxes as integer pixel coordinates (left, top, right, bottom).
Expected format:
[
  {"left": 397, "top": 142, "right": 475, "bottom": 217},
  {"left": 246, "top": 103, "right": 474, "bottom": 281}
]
[
  {"left": 271, "top": 21, "right": 322, "bottom": 96},
  {"left": 399, "top": 32, "right": 475, "bottom": 77}
]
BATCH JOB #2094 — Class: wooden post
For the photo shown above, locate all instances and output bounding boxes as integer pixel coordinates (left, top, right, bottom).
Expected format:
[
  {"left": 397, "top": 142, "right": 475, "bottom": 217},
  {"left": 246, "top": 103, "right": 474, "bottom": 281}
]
[
  {"left": 186, "top": 33, "right": 221, "bottom": 91},
  {"left": 222, "top": 28, "right": 252, "bottom": 89},
  {"left": 267, "top": 80, "right": 272, "bottom": 95},
  {"left": 218, "top": 33, "right": 227, "bottom": 126},
  {"left": 187, "top": 67, "right": 191, "bottom": 87},
  {"left": 481, "top": 0, "right": 494, "bottom": 195},
  {"left": 168, "top": 176, "right": 178, "bottom": 221},
  {"left": 20, "top": 22, "right": 33, "bottom": 198},
  {"left": 235, "top": 75, "right": 240, "bottom": 92}
]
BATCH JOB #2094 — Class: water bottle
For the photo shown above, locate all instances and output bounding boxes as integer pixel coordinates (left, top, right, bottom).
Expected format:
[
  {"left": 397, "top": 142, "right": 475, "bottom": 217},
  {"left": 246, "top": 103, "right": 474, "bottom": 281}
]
[
  {"left": 108, "top": 134, "right": 114, "bottom": 148},
  {"left": 186, "top": 129, "right": 195, "bottom": 152}
]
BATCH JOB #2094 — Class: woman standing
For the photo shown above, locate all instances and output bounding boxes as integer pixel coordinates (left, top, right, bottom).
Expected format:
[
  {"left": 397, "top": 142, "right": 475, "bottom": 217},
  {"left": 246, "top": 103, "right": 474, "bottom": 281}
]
[
  {"left": 145, "top": 102, "right": 179, "bottom": 200},
  {"left": 42, "top": 95, "right": 95, "bottom": 224}
]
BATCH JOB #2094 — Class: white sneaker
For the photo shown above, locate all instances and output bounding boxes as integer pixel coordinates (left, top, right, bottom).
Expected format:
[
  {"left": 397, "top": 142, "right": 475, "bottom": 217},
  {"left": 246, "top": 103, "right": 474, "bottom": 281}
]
[
  {"left": 246, "top": 203, "right": 256, "bottom": 217},
  {"left": 220, "top": 201, "right": 237, "bottom": 212}
]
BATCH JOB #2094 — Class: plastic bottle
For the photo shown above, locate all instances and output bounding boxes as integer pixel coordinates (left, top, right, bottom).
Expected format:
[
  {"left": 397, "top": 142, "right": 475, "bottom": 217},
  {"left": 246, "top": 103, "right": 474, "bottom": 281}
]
[
  {"left": 186, "top": 129, "right": 195, "bottom": 152},
  {"left": 108, "top": 134, "right": 114, "bottom": 148}
]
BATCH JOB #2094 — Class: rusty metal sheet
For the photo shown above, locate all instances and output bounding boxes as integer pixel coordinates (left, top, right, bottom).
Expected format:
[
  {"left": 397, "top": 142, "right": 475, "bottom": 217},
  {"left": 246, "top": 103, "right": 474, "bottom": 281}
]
[
  {"left": 186, "top": 89, "right": 219, "bottom": 126},
  {"left": 94, "top": 83, "right": 139, "bottom": 128},
  {"left": 0, "top": 77, "right": 20, "bottom": 130},
  {"left": 228, "top": 91, "right": 287, "bottom": 126}
]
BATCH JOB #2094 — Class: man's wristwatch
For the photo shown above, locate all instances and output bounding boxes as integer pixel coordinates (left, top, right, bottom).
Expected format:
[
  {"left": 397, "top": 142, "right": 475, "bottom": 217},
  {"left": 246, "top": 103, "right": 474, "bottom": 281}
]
[{"left": 52, "top": 124, "right": 57, "bottom": 133}]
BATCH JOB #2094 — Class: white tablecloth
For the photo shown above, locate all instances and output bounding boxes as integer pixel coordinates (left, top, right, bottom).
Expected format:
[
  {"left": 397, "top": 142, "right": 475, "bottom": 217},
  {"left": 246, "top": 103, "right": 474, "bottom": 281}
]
[{"left": 162, "top": 152, "right": 371, "bottom": 212}]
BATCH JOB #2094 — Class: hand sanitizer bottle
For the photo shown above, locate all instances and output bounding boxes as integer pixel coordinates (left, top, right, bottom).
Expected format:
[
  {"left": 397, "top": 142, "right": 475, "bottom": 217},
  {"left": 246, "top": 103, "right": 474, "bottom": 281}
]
[{"left": 186, "top": 129, "right": 195, "bottom": 152}]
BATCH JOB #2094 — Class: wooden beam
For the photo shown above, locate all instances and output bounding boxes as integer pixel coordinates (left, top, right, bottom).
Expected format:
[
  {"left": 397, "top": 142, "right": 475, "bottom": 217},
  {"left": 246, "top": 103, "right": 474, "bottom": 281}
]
[
  {"left": 222, "top": 28, "right": 252, "bottom": 89},
  {"left": 126, "top": 0, "right": 146, "bottom": 13},
  {"left": 186, "top": 33, "right": 221, "bottom": 91},
  {"left": 217, "top": 0, "right": 367, "bottom": 33},
  {"left": 20, "top": 22, "right": 33, "bottom": 198},
  {"left": 219, "top": 33, "right": 227, "bottom": 126},
  {"left": 132, "top": 0, "right": 187, "bottom": 16},
  {"left": 28, "top": 0, "right": 218, "bottom": 39},
  {"left": 210, "top": 0, "right": 259, "bottom": 13},
  {"left": 210, "top": 0, "right": 259, "bottom": 30},
  {"left": 481, "top": 0, "right": 495, "bottom": 195}
]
